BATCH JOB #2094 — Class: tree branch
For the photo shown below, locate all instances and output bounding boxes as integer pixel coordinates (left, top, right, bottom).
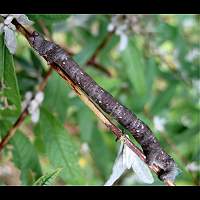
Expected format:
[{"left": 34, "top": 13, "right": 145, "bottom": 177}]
[
  {"left": 1, "top": 20, "right": 176, "bottom": 186},
  {"left": 0, "top": 21, "right": 113, "bottom": 153}
]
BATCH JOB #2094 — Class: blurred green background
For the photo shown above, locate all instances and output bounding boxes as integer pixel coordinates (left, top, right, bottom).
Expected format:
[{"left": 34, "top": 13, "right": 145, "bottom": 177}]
[{"left": 0, "top": 14, "right": 199, "bottom": 186}]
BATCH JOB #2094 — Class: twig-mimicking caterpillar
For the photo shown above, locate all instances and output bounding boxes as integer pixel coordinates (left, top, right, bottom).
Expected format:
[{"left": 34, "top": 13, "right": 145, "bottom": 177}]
[{"left": 28, "top": 31, "right": 178, "bottom": 181}]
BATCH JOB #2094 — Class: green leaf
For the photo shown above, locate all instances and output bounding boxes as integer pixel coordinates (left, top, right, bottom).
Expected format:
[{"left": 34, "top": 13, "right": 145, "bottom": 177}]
[
  {"left": 38, "top": 107, "right": 85, "bottom": 184},
  {"left": 89, "top": 129, "right": 114, "bottom": 179},
  {"left": 73, "top": 20, "right": 108, "bottom": 66},
  {"left": 78, "top": 106, "right": 94, "bottom": 142},
  {"left": 122, "top": 37, "right": 146, "bottom": 97},
  {"left": 43, "top": 72, "right": 70, "bottom": 122},
  {"left": 27, "top": 14, "right": 70, "bottom": 33},
  {"left": 145, "top": 58, "right": 158, "bottom": 97},
  {"left": 0, "top": 35, "right": 21, "bottom": 118},
  {"left": 33, "top": 168, "right": 62, "bottom": 186},
  {"left": 0, "top": 34, "right": 4, "bottom": 83},
  {"left": 11, "top": 131, "right": 42, "bottom": 185},
  {"left": 98, "top": 34, "right": 119, "bottom": 66},
  {"left": 30, "top": 50, "right": 45, "bottom": 76},
  {"left": 28, "top": 14, "right": 69, "bottom": 23},
  {"left": 150, "top": 83, "right": 177, "bottom": 115}
]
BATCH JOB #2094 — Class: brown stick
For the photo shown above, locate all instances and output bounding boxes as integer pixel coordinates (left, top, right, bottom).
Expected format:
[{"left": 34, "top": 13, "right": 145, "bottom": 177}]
[
  {"left": 0, "top": 21, "right": 112, "bottom": 152},
  {"left": 51, "top": 63, "right": 175, "bottom": 186},
  {"left": 18, "top": 22, "right": 175, "bottom": 186},
  {"left": 2, "top": 20, "right": 175, "bottom": 186},
  {"left": 0, "top": 109, "right": 28, "bottom": 151},
  {"left": 0, "top": 67, "right": 52, "bottom": 152}
]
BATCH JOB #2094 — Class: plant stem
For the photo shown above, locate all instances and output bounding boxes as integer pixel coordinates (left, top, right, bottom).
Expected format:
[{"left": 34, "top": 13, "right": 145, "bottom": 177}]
[
  {"left": 0, "top": 67, "right": 52, "bottom": 152},
  {"left": 2, "top": 19, "right": 176, "bottom": 186}
]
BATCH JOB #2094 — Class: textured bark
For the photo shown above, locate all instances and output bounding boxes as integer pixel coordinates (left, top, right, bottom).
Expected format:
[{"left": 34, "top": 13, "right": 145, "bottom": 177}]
[{"left": 27, "top": 31, "right": 178, "bottom": 181}]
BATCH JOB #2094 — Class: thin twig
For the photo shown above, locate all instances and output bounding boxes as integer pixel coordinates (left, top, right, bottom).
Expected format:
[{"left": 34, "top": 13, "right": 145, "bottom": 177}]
[
  {"left": 0, "top": 109, "right": 28, "bottom": 151},
  {"left": 38, "top": 19, "right": 53, "bottom": 41},
  {"left": 86, "top": 30, "right": 114, "bottom": 76},
  {"left": 0, "top": 67, "right": 52, "bottom": 152},
  {"left": 89, "top": 31, "right": 114, "bottom": 62},
  {"left": 87, "top": 59, "right": 112, "bottom": 77}
]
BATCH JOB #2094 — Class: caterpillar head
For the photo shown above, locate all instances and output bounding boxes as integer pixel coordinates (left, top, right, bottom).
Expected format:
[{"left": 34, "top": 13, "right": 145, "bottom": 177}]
[{"left": 28, "top": 31, "right": 44, "bottom": 52}]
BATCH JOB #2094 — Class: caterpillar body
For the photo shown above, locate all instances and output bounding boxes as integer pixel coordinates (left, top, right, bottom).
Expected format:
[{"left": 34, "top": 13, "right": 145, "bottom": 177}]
[{"left": 28, "top": 31, "right": 178, "bottom": 181}]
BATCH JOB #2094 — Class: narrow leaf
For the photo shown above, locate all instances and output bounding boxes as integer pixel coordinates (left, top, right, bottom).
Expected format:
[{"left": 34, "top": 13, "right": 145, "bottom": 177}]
[
  {"left": 122, "top": 37, "right": 146, "bottom": 96},
  {"left": 33, "top": 168, "right": 62, "bottom": 186},
  {"left": 150, "top": 83, "right": 177, "bottom": 115},
  {"left": 104, "top": 152, "right": 126, "bottom": 186},
  {"left": 130, "top": 150, "right": 154, "bottom": 184},
  {"left": 0, "top": 36, "right": 21, "bottom": 116},
  {"left": 0, "top": 34, "right": 4, "bottom": 82}
]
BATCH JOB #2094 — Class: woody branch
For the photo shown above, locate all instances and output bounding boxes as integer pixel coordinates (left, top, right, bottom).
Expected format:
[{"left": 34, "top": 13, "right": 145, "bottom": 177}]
[{"left": 1, "top": 19, "right": 175, "bottom": 186}]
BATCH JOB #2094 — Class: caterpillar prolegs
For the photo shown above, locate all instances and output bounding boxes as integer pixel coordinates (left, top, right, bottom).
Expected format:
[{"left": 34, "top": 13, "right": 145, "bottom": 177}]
[{"left": 28, "top": 31, "right": 179, "bottom": 182}]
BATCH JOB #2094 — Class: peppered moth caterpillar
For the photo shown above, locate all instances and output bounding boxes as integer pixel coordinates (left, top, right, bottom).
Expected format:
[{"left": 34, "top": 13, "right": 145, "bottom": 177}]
[{"left": 28, "top": 31, "right": 179, "bottom": 182}]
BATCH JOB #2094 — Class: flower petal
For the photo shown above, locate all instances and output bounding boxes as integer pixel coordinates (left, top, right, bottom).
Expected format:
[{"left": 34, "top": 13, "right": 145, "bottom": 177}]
[
  {"left": 4, "top": 26, "right": 16, "bottom": 54},
  {"left": 0, "top": 23, "right": 4, "bottom": 33},
  {"left": 31, "top": 108, "right": 40, "bottom": 123},
  {"left": 28, "top": 99, "right": 39, "bottom": 114},
  {"left": 0, "top": 14, "right": 9, "bottom": 17},
  {"left": 7, "top": 23, "right": 16, "bottom": 31},
  {"left": 104, "top": 141, "right": 127, "bottom": 186},
  {"left": 35, "top": 91, "right": 44, "bottom": 104},
  {"left": 16, "top": 14, "right": 33, "bottom": 26},
  {"left": 117, "top": 33, "right": 128, "bottom": 52},
  {"left": 131, "top": 151, "right": 154, "bottom": 184},
  {"left": 104, "top": 153, "right": 126, "bottom": 186},
  {"left": 4, "top": 16, "right": 14, "bottom": 25},
  {"left": 123, "top": 144, "right": 135, "bottom": 169}
]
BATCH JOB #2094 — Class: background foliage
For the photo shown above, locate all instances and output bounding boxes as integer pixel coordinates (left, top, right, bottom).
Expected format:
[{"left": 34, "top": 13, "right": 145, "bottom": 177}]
[{"left": 0, "top": 14, "right": 199, "bottom": 185}]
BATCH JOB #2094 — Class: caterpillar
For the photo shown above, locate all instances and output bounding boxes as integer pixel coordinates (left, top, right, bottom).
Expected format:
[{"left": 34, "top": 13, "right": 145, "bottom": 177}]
[{"left": 28, "top": 31, "right": 178, "bottom": 181}]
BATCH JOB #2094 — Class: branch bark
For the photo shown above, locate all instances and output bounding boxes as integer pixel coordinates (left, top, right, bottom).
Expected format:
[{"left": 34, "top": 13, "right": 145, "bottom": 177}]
[
  {"left": 1, "top": 19, "right": 176, "bottom": 186},
  {"left": 0, "top": 20, "right": 112, "bottom": 152}
]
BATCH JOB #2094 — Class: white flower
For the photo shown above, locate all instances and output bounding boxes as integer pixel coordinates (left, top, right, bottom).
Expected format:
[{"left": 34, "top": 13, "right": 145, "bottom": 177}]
[
  {"left": 22, "top": 91, "right": 44, "bottom": 123},
  {"left": 80, "top": 143, "right": 90, "bottom": 154},
  {"left": 185, "top": 48, "right": 200, "bottom": 62},
  {"left": 107, "top": 15, "right": 129, "bottom": 52},
  {"left": 53, "top": 14, "right": 91, "bottom": 32},
  {"left": 186, "top": 162, "right": 200, "bottom": 172},
  {"left": 21, "top": 91, "right": 33, "bottom": 110},
  {"left": 153, "top": 116, "right": 166, "bottom": 132},
  {"left": 3, "top": 26, "right": 17, "bottom": 54},
  {"left": 182, "top": 18, "right": 195, "bottom": 29},
  {"left": 104, "top": 135, "right": 154, "bottom": 186},
  {"left": 107, "top": 23, "right": 115, "bottom": 32},
  {"left": 0, "top": 14, "right": 33, "bottom": 54},
  {"left": 117, "top": 33, "right": 128, "bottom": 52}
]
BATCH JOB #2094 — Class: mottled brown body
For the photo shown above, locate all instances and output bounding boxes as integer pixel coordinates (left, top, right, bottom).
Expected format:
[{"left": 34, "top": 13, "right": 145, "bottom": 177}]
[{"left": 28, "top": 31, "right": 178, "bottom": 181}]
